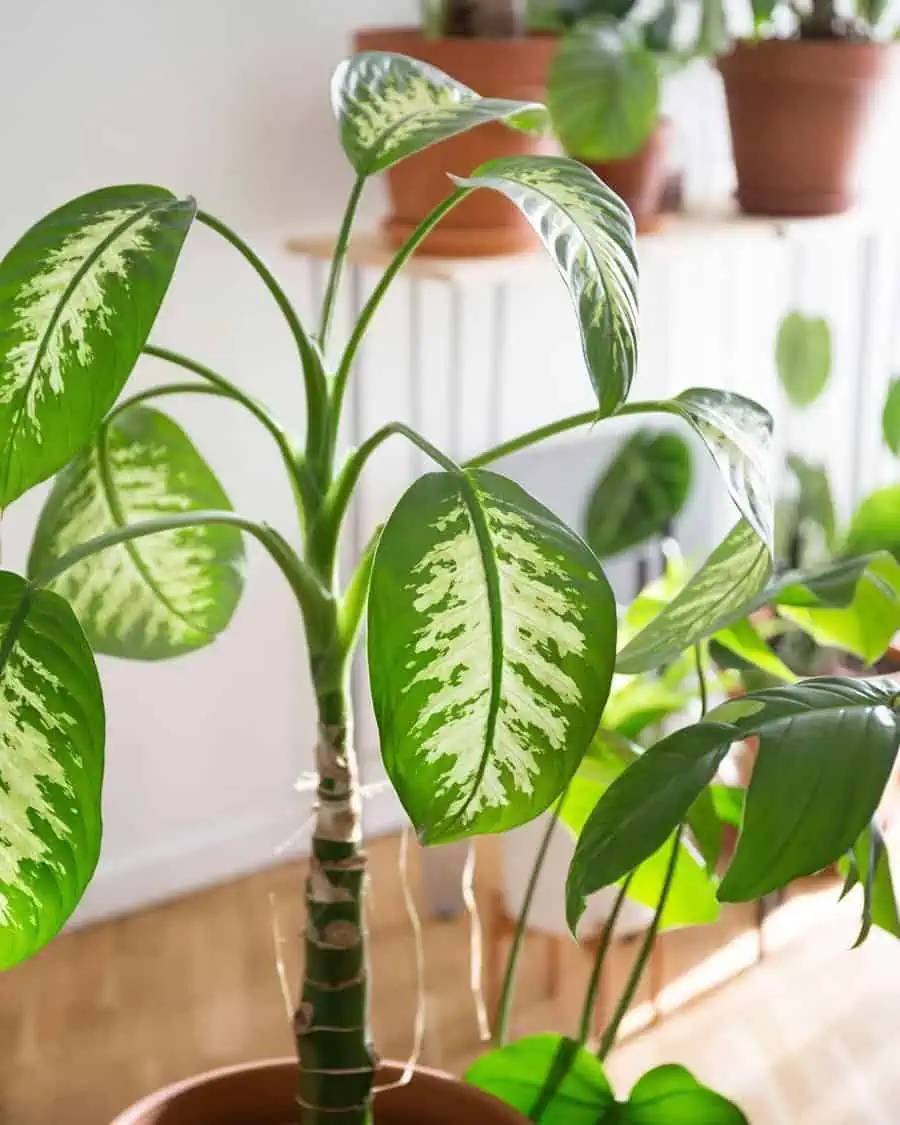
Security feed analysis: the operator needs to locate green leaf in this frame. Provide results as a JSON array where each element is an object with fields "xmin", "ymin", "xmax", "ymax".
[
  {"xmin": 27, "ymin": 406, "xmax": 245, "ymax": 660},
  {"xmin": 624, "ymin": 1064, "xmax": 748, "ymax": 1124},
  {"xmin": 717, "ymin": 677, "xmax": 900, "ymax": 902},
  {"xmin": 0, "ymin": 186, "xmax": 196, "ymax": 508},
  {"xmin": 548, "ymin": 17, "xmax": 660, "ymax": 162},
  {"xmin": 331, "ymin": 51, "xmax": 547, "ymax": 176},
  {"xmin": 778, "ymin": 553, "xmax": 900, "ymax": 665},
  {"xmin": 776, "ymin": 312, "xmax": 831, "ymax": 408},
  {"xmin": 453, "ymin": 155, "xmax": 638, "ymax": 416},
  {"xmin": 769, "ymin": 553, "xmax": 886, "ymax": 609},
  {"xmin": 585, "ymin": 430, "xmax": 692, "ymax": 560},
  {"xmin": 0, "ymin": 572, "xmax": 104, "ymax": 969},
  {"xmin": 841, "ymin": 821, "xmax": 900, "ymax": 945},
  {"xmin": 882, "ymin": 377, "xmax": 900, "ymax": 457},
  {"xmin": 786, "ymin": 453, "xmax": 836, "ymax": 549},
  {"xmin": 713, "ymin": 616, "xmax": 796, "ymax": 683},
  {"xmin": 603, "ymin": 674, "xmax": 692, "ymax": 739},
  {"xmin": 464, "ymin": 1034, "xmax": 614, "ymax": 1124},
  {"xmin": 846, "ymin": 485, "xmax": 900, "ymax": 561},
  {"xmin": 616, "ymin": 520, "xmax": 772, "ymax": 674},
  {"xmin": 368, "ymin": 468, "xmax": 617, "ymax": 845},
  {"xmin": 566, "ymin": 722, "xmax": 735, "ymax": 930}
]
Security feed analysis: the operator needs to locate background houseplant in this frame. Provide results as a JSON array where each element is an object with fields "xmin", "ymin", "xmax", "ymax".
[{"xmin": 717, "ymin": 0, "xmax": 897, "ymax": 216}]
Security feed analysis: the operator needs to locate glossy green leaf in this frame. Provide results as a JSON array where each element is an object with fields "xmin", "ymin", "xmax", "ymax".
[
  {"xmin": 0, "ymin": 186, "xmax": 195, "ymax": 508},
  {"xmin": 718, "ymin": 677, "xmax": 900, "ymax": 901},
  {"xmin": 786, "ymin": 453, "xmax": 835, "ymax": 549},
  {"xmin": 331, "ymin": 51, "xmax": 547, "ymax": 176},
  {"xmin": 846, "ymin": 485, "xmax": 900, "ymax": 561},
  {"xmin": 453, "ymin": 156, "xmax": 638, "ymax": 416},
  {"xmin": 368, "ymin": 469, "xmax": 617, "ymax": 845},
  {"xmin": 566, "ymin": 722, "xmax": 735, "ymax": 930},
  {"xmin": 549, "ymin": 18, "xmax": 660, "ymax": 162},
  {"xmin": 617, "ymin": 520, "xmax": 771, "ymax": 674},
  {"xmin": 465, "ymin": 1035, "xmax": 614, "ymax": 1124},
  {"xmin": 882, "ymin": 377, "xmax": 900, "ymax": 457},
  {"xmin": 28, "ymin": 406, "xmax": 245, "ymax": 660},
  {"xmin": 714, "ymin": 617, "xmax": 796, "ymax": 683},
  {"xmin": 624, "ymin": 1064, "xmax": 748, "ymax": 1124},
  {"xmin": 776, "ymin": 312, "xmax": 831, "ymax": 408},
  {"xmin": 0, "ymin": 571, "xmax": 104, "ymax": 969},
  {"xmin": 584, "ymin": 430, "xmax": 692, "ymax": 560}
]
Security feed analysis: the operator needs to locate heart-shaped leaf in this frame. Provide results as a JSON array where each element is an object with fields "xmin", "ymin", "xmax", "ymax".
[
  {"xmin": 624, "ymin": 1065, "xmax": 748, "ymax": 1124},
  {"xmin": 453, "ymin": 156, "xmax": 639, "ymax": 416},
  {"xmin": 846, "ymin": 485, "xmax": 900, "ymax": 562},
  {"xmin": 717, "ymin": 677, "xmax": 900, "ymax": 901},
  {"xmin": 368, "ymin": 469, "xmax": 617, "ymax": 844},
  {"xmin": 776, "ymin": 311, "xmax": 831, "ymax": 408},
  {"xmin": 882, "ymin": 376, "xmax": 900, "ymax": 457},
  {"xmin": 465, "ymin": 1034, "xmax": 614, "ymax": 1124},
  {"xmin": 331, "ymin": 51, "xmax": 548, "ymax": 176},
  {"xmin": 585, "ymin": 430, "xmax": 692, "ymax": 560},
  {"xmin": 0, "ymin": 186, "xmax": 196, "ymax": 508},
  {"xmin": 28, "ymin": 405, "xmax": 245, "ymax": 660},
  {"xmin": 0, "ymin": 571, "xmax": 104, "ymax": 969}
]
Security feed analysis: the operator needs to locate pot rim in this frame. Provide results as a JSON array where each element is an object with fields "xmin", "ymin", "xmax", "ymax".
[
  {"xmin": 111, "ymin": 1058, "xmax": 285, "ymax": 1124},
  {"xmin": 718, "ymin": 36, "xmax": 892, "ymax": 81}
]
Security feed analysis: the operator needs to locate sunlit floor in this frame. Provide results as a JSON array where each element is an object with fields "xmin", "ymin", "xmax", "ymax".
[{"xmin": 2, "ymin": 835, "xmax": 898, "ymax": 1125}]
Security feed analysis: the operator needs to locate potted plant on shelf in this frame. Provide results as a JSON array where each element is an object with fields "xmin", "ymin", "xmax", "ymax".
[{"xmin": 717, "ymin": 0, "xmax": 897, "ymax": 216}]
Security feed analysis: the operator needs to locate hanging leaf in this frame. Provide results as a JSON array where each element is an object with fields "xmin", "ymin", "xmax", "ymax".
[
  {"xmin": 465, "ymin": 1035, "xmax": 614, "ymax": 1124},
  {"xmin": 786, "ymin": 454, "xmax": 836, "ymax": 550},
  {"xmin": 839, "ymin": 821, "xmax": 900, "ymax": 945},
  {"xmin": 846, "ymin": 485, "xmax": 900, "ymax": 562},
  {"xmin": 453, "ymin": 155, "xmax": 638, "ymax": 416},
  {"xmin": 776, "ymin": 312, "xmax": 831, "ymax": 408},
  {"xmin": 28, "ymin": 405, "xmax": 245, "ymax": 660},
  {"xmin": 331, "ymin": 51, "xmax": 547, "ymax": 176},
  {"xmin": 368, "ymin": 468, "xmax": 617, "ymax": 845},
  {"xmin": 717, "ymin": 677, "xmax": 900, "ymax": 901},
  {"xmin": 768, "ymin": 553, "xmax": 884, "ymax": 610},
  {"xmin": 566, "ymin": 722, "xmax": 736, "ymax": 930},
  {"xmin": 882, "ymin": 377, "xmax": 900, "ymax": 457},
  {"xmin": 0, "ymin": 571, "xmax": 105, "ymax": 969},
  {"xmin": 549, "ymin": 17, "xmax": 660, "ymax": 162},
  {"xmin": 0, "ymin": 186, "xmax": 196, "ymax": 508},
  {"xmin": 624, "ymin": 1064, "xmax": 748, "ymax": 1124},
  {"xmin": 584, "ymin": 430, "xmax": 692, "ymax": 560}
]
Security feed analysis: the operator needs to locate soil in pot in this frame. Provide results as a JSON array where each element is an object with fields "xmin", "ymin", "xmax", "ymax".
[
  {"xmin": 354, "ymin": 27, "xmax": 557, "ymax": 257},
  {"xmin": 581, "ymin": 119, "xmax": 671, "ymax": 234},
  {"xmin": 719, "ymin": 39, "xmax": 890, "ymax": 217},
  {"xmin": 111, "ymin": 1058, "xmax": 529, "ymax": 1125}
]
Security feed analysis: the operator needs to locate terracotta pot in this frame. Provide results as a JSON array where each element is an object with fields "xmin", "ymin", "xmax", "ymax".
[
  {"xmin": 581, "ymin": 120, "xmax": 672, "ymax": 234},
  {"xmin": 111, "ymin": 1058, "xmax": 528, "ymax": 1124},
  {"xmin": 354, "ymin": 27, "xmax": 557, "ymax": 256},
  {"xmin": 718, "ymin": 39, "xmax": 891, "ymax": 217}
]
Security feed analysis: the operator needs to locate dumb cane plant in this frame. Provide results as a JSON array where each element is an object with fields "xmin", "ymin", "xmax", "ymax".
[{"xmin": 0, "ymin": 48, "xmax": 897, "ymax": 1125}]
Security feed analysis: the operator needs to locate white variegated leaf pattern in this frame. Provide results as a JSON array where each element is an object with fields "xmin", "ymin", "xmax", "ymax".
[
  {"xmin": 454, "ymin": 156, "xmax": 639, "ymax": 415},
  {"xmin": 368, "ymin": 469, "xmax": 617, "ymax": 844},
  {"xmin": 332, "ymin": 51, "xmax": 547, "ymax": 176},
  {"xmin": 0, "ymin": 185, "xmax": 195, "ymax": 507},
  {"xmin": 28, "ymin": 406, "xmax": 244, "ymax": 660},
  {"xmin": 0, "ymin": 571, "xmax": 104, "ymax": 970}
]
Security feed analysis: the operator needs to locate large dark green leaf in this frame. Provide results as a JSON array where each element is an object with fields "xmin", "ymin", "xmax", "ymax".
[
  {"xmin": 0, "ymin": 571, "xmax": 105, "ymax": 969},
  {"xmin": 331, "ymin": 51, "xmax": 547, "ymax": 176},
  {"xmin": 717, "ymin": 678, "xmax": 900, "ymax": 901},
  {"xmin": 846, "ymin": 485, "xmax": 900, "ymax": 561},
  {"xmin": 584, "ymin": 430, "xmax": 692, "ymax": 560},
  {"xmin": 566, "ymin": 722, "xmax": 736, "ymax": 930},
  {"xmin": 882, "ymin": 377, "xmax": 900, "ymax": 457},
  {"xmin": 368, "ymin": 468, "xmax": 617, "ymax": 845},
  {"xmin": 549, "ymin": 17, "xmax": 660, "ymax": 161},
  {"xmin": 624, "ymin": 1065, "xmax": 748, "ymax": 1124},
  {"xmin": 0, "ymin": 186, "xmax": 195, "ymax": 508},
  {"xmin": 465, "ymin": 1035, "xmax": 614, "ymax": 1124},
  {"xmin": 28, "ymin": 406, "xmax": 245, "ymax": 660},
  {"xmin": 454, "ymin": 156, "xmax": 638, "ymax": 416},
  {"xmin": 775, "ymin": 312, "xmax": 831, "ymax": 408}
]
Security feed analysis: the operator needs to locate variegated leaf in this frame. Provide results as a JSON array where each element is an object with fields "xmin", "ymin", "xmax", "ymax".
[
  {"xmin": 332, "ymin": 51, "xmax": 547, "ymax": 176},
  {"xmin": 453, "ymin": 156, "xmax": 638, "ymax": 415},
  {"xmin": 28, "ymin": 405, "xmax": 244, "ymax": 660},
  {"xmin": 368, "ymin": 469, "xmax": 617, "ymax": 844},
  {"xmin": 0, "ymin": 186, "xmax": 195, "ymax": 508},
  {"xmin": 0, "ymin": 571, "xmax": 104, "ymax": 969}
]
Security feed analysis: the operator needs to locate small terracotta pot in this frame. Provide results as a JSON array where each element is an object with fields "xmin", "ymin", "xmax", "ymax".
[
  {"xmin": 110, "ymin": 1058, "xmax": 528, "ymax": 1124},
  {"xmin": 718, "ymin": 39, "xmax": 891, "ymax": 217},
  {"xmin": 354, "ymin": 27, "xmax": 557, "ymax": 256},
  {"xmin": 581, "ymin": 120, "xmax": 672, "ymax": 234}
]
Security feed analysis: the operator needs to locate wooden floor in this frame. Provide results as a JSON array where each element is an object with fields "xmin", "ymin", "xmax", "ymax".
[{"xmin": 2, "ymin": 834, "xmax": 899, "ymax": 1124}]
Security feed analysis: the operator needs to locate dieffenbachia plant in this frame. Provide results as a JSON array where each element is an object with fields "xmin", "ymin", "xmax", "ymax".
[{"xmin": 0, "ymin": 48, "xmax": 890, "ymax": 1125}]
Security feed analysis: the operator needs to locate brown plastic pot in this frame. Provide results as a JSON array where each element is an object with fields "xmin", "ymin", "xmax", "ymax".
[
  {"xmin": 581, "ymin": 119, "xmax": 672, "ymax": 234},
  {"xmin": 354, "ymin": 27, "xmax": 557, "ymax": 256},
  {"xmin": 110, "ymin": 1057, "xmax": 528, "ymax": 1124},
  {"xmin": 718, "ymin": 39, "xmax": 891, "ymax": 217}
]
